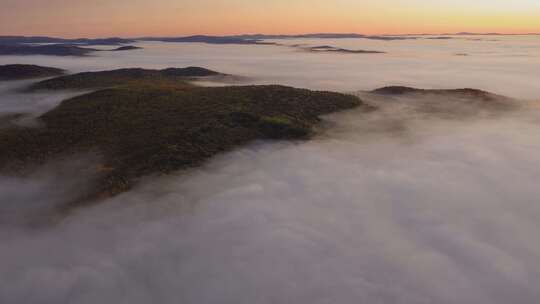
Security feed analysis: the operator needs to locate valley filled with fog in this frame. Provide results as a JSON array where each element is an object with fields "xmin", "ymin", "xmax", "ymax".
[
  {"xmin": 1, "ymin": 36, "xmax": 540, "ymax": 304},
  {"xmin": 1, "ymin": 35, "xmax": 540, "ymax": 99}
]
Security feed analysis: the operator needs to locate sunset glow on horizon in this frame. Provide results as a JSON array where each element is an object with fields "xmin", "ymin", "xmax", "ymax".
[{"xmin": 2, "ymin": 0, "xmax": 540, "ymax": 38}]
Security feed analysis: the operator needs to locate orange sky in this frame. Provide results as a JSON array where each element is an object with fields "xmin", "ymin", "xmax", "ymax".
[{"xmin": 1, "ymin": 0, "xmax": 539, "ymax": 37}]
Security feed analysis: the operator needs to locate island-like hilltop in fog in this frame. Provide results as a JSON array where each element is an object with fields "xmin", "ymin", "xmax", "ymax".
[
  {"xmin": 0, "ymin": 64, "xmax": 65, "ymax": 80},
  {"xmin": 0, "ymin": 64, "xmax": 367, "ymax": 209},
  {"xmin": 0, "ymin": 63, "xmax": 519, "ymax": 212},
  {"xmin": 0, "ymin": 36, "xmax": 142, "ymax": 56}
]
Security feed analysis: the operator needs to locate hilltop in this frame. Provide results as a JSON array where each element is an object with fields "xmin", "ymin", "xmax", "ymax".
[
  {"xmin": 0, "ymin": 43, "xmax": 142, "ymax": 57},
  {"xmin": 0, "ymin": 36, "xmax": 134, "ymax": 45},
  {"xmin": 29, "ymin": 67, "xmax": 224, "ymax": 90},
  {"xmin": 370, "ymin": 86, "xmax": 518, "ymax": 116},
  {"xmin": 0, "ymin": 64, "xmax": 65, "ymax": 80},
  {"xmin": 372, "ymin": 86, "xmax": 509, "ymax": 101},
  {"xmin": 0, "ymin": 44, "xmax": 99, "ymax": 56},
  {"xmin": 1, "ymin": 67, "xmax": 366, "ymax": 208}
]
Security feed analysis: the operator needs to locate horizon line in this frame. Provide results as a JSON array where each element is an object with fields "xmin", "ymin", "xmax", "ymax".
[{"xmin": 2, "ymin": 32, "xmax": 540, "ymax": 40}]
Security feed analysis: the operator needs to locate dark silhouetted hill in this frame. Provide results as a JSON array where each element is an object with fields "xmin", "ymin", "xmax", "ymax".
[
  {"xmin": 1, "ymin": 68, "xmax": 366, "ymax": 208},
  {"xmin": 0, "ymin": 64, "xmax": 65, "ymax": 80}
]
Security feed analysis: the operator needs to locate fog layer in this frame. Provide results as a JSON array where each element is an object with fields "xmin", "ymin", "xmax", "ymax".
[
  {"xmin": 1, "ymin": 36, "xmax": 540, "ymax": 303},
  {"xmin": 2, "ymin": 91, "xmax": 540, "ymax": 303},
  {"xmin": 1, "ymin": 35, "xmax": 540, "ymax": 99}
]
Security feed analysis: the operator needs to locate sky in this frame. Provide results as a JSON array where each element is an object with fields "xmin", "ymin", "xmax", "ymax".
[{"xmin": 1, "ymin": 0, "xmax": 540, "ymax": 37}]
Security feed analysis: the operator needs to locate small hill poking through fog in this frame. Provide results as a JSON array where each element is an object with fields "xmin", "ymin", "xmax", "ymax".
[
  {"xmin": 372, "ymin": 86, "xmax": 507, "ymax": 101},
  {"xmin": 0, "ymin": 64, "xmax": 65, "ymax": 80},
  {"xmin": 0, "ymin": 43, "xmax": 143, "ymax": 57},
  {"xmin": 0, "ymin": 44, "xmax": 99, "ymax": 56},
  {"xmin": 370, "ymin": 86, "xmax": 518, "ymax": 117},
  {"xmin": 29, "ymin": 67, "xmax": 225, "ymax": 90}
]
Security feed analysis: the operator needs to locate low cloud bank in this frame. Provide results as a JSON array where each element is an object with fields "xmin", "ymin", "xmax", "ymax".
[
  {"xmin": 1, "ymin": 93, "xmax": 540, "ymax": 303},
  {"xmin": 0, "ymin": 80, "xmax": 84, "ymax": 120}
]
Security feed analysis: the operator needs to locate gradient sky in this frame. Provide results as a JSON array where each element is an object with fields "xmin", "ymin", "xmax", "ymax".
[{"xmin": 2, "ymin": 0, "xmax": 540, "ymax": 37}]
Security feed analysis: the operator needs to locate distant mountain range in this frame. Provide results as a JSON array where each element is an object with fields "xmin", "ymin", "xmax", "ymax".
[
  {"xmin": 0, "ymin": 33, "xmax": 537, "ymax": 56},
  {"xmin": 0, "ymin": 36, "xmax": 134, "ymax": 45},
  {"xmin": 0, "ymin": 36, "xmax": 139, "ymax": 56},
  {"xmin": 137, "ymin": 34, "xmax": 419, "ymax": 44},
  {"xmin": 0, "ymin": 44, "xmax": 98, "ymax": 56},
  {"xmin": 2, "ymin": 33, "xmax": 538, "ymax": 47}
]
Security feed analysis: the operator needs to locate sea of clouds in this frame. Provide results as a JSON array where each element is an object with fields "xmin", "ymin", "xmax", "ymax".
[{"xmin": 1, "ymin": 37, "xmax": 540, "ymax": 303}]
